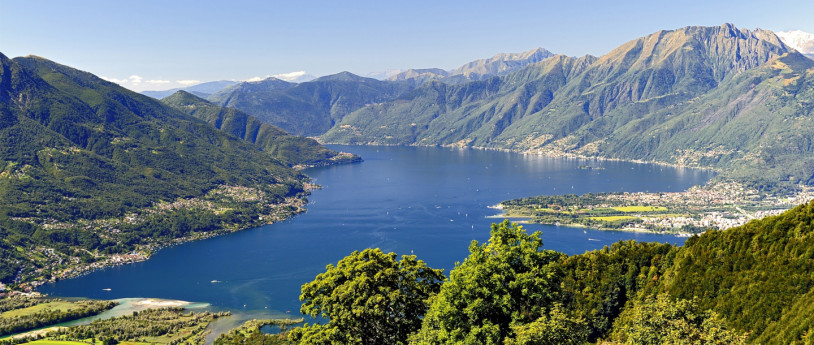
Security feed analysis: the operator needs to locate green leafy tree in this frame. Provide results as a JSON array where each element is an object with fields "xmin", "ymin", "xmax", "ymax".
[
  {"xmin": 289, "ymin": 248, "xmax": 444, "ymax": 345},
  {"xmin": 505, "ymin": 304, "xmax": 588, "ymax": 345},
  {"xmin": 610, "ymin": 294, "xmax": 746, "ymax": 345},
  {"xmin": 411, "ymin": 220, "xmax": 570, "ymax": 345}
]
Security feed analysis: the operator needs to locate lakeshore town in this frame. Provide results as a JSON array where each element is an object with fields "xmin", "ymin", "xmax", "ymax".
[
  {"xmin": 1, "ymin": 185, "xmax": 311, "ymax": 296},
  {"xmin": 500, "ymin": 181, "xmax": 814, "ymax": 234}
]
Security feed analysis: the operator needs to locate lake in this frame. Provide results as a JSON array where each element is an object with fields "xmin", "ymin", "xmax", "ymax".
[{"xmin": 39, "ymin": 145, "xmax": 713, "ymax": 316}]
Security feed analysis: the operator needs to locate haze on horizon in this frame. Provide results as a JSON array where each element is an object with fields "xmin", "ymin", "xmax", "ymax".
[{"xmin": 2, "ymin": 0, "xmax": 813, "ymax": 92}]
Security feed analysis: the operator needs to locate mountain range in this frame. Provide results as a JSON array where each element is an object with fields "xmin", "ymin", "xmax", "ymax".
[
  {"xmin": 387, "ymin": 47, "xmax": 556, "ymax": 85},
  {"xmin": 205, "ymin": 73, "xmax": 415, "ymax": 136},
  {"xmin": 316, "ymin": 24, "xmax": 814, "ymax": 189},
  {"xmin": 141, "ymin": 80, "xmax": 238, "ymax": 99},
  {"xmin": 132, "ymin": 24, "xmax": 814, "ymax": 190}
]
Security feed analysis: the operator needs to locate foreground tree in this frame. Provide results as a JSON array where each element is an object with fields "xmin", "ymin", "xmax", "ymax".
[
  {"xmin": 410, "ymin": 220, "xmax": 578, "ymax": 344},
  {"xmin": 610, "ymin": 294, "xmax": 747, "ymax": 345},
  {"xmin": 289, "ymin": 248, "xmax": 444, "ymax": 345}
]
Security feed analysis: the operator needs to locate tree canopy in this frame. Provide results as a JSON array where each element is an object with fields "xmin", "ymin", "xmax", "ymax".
[
  {"xmin": 290, "ymin": 248, "xmax": 444, "ymax": 345},
  {"xmin": 410, "ymin": 220, "xmax": 576, "ymax": 345}
]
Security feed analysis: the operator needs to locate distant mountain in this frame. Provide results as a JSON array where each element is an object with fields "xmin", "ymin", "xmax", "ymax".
[
  {"xmin": 207, "ymin": 77, "xmax": 294, "ymax": 105},
  {"xmin": 271, "ymin": 71, "xmax": 316, "ymax": 83},
  {"xmin": 0, "ymin": 52, "xmax": 317, "ymax": 283},
  {"xmin": 387, "ymin": 68, "xmax": 451, "ymax": 85},
  {"xmin": 364, "ymin": 69, "xmax": 404, "ymax": 80},
  {"xmin": 207, "ymin": 72, "xmax": 415, "ymax": 136},
  {"xmin": 388, "ymin": 47, "xmax": 556, "ymax": 85},
  {"xmin": 323, "ymin": 24, "xmax": 814, "ymax": 188},
  {"xmin": 777, "ymin": 30, "xmax": 814, "ymax": 59},
  {"xmin": 452, "ymin": 47, "xmax": 556, "ymax": 78},
  {"xmin": 161, "ymin": 91, "xmax": 360, "ymax": 167},
  {"xmin": 142, "ymin": 80, "xmax": 237, "ymax": 99}
]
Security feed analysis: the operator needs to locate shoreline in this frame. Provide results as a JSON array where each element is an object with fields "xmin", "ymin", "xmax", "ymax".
[
  {"xmin": 321, "ymin": 142, "xmax": 720, "ymax": 173},
  {"xmin": 10, "ymin": 191, "xmax": 313, "ymax": 295},
  {"xmin": 489, "ymin": 212, "xmax": 694, "ymax": 237}
]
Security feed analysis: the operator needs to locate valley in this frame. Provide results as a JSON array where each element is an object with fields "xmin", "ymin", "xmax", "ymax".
[{"xmin": 3, "ymin": 17, "xmax": 814, "ymax": 345}]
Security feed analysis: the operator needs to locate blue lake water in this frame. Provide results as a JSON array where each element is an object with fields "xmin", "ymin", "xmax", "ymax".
[{"xmin": 40, "ymin": 145, "xmax": 713, "ymax": 316}]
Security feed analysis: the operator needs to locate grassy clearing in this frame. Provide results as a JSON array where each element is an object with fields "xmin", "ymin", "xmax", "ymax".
[
  {"xmin": 612, "ymin": 206, "xmax": 669, "ymax": 213},
  {"xmin": 0, "ymin": 301, "xmax": 78, "ymax": 318},
  {"xmin": 589, "ymin": 216, "xmax": 639, "ymax": 222},
  {"xmin": 21, "ymin": 340, "xmax": 90, "ymax": 345}
]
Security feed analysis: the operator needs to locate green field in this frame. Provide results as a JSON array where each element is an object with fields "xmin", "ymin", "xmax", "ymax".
[
  {"xmin": 611, "ymin": 206, "xmax": 669, "ymax": 212},
  {"xmin": 1, "ymin": 301, "xmax": 79, "ymax": 318},
  {"xmin": 589, "ymin": 216, "xmax": 639, "ymax": 222}
]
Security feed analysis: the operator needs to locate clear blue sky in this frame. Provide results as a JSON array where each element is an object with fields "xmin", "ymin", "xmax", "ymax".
[{"xmin": 2, "ymin": 0, "xmax": 813, "ymax": 91}]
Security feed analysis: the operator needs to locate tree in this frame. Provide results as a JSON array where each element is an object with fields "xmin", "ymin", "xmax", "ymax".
[
  {"xmin": 410, "ymin": 220, "xmax": 571, "ymax": 344},
  {"xmin": 506, "ymin": 304, "xmax": 588, "ymax": 345},
  {"xmin": 289, "ymin": 248, "xmax": 444, "ymax": 345},
  {"xmin": 610, "ymin": 294, "xmax": 746, "ymax": 345}
]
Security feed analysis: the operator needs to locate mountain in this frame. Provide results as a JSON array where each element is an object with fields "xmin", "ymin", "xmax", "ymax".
[
  {"xmin": 207, "ymin": 77, "xmax": 294, "ymax": 104},
  {"xmin": 161, "ymin": 91, "xmax": 360, "ymax": 167},
  {"xmin": 323, "ymin": 24, "xmax": 814, "ymax": 188},
  {"xmin": 0, "ymin": 52, "xmax": 319, "ymax": 284},
  {"xmin": 387, "ymin": 47, "xmax": 557, "ymax": 85},
  {"xmin": 141, "ymin": 80, "xmax": 238, "ymax": 99},
  {"xmin": 452, "ymin": 47, "xmax": 556, "ymax": 78},
  {"xmin": 206, "ymin": 72, "xmax": 415, "ymax": 136},
  {"xmin": 777, "ymin": 30, "xmax": 814, "ymax": 59}
]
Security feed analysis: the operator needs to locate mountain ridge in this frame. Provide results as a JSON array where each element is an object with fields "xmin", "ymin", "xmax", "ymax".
[
  {"xmin": 320, "ymin": 23, "xmax": 811, "ymax": 189},
  {"xmin": 161, "ymin": 90, "xmax": 361, "ymax": 167}
]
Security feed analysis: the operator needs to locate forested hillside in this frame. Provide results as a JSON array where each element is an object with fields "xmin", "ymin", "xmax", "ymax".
[
  {"xmin": 0, "ymin": 53, "xmax": 324, "ymax": 285},
  {"xmin": 161, "ymin": 91, "xmax": 360, "ymax": 167},
  {"xmin": 207, "ymin": 73, "xmax": 415, "ymax": 136}
]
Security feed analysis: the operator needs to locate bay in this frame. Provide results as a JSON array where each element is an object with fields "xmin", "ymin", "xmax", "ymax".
[{"xmin": 39, "ymin": 145, "xmax": 713, "ymax": 316}]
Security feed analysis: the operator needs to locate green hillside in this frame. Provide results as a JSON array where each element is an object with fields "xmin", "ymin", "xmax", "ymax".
[
  {"xmin": 207, "ymin": 72, "xmax": 415, "ymax": 136},
  {"xmin": 0, "ymin": 53, "xmax": 310, "ymax": 285},
  {"xmin": 161, "ymin": 91, "xmax": 360, "ymax": 167}
]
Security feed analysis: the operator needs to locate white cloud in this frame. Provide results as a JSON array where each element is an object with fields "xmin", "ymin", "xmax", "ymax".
[
  {"xmin": 272, "ymin": 70, "xmax": 307, "ymax": 81},
  {"xmin": 128, "ymin": 75, "xmax": 143, "ymax": 84},
  {"xmin": 146, "ymin": 79, "xmax": 172, "ymax": 84},
  {"xmin": 246, "ymin": 76, "xmax": 268, "ymax": 82},
  {"xmin": 176, "ymin": 80, "xmax": 201, "ymax": 86},
  {"xmin": 100, "ymin": 76, "xmax": 128, "ymax": 84}
]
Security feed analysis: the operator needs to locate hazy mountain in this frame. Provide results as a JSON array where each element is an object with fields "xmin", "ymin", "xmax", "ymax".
[
  {"xmin": 141, "ymin": 80, "xmax": 237, "ymax": 99},
  {"xmin": 452, "ymin": 47, "xmax": 556, "ymax": 78},
  {"xmin": 777, "ymin": 30, "xmax": 814, "ymax": 59},
  {"xmin": 388, "ymin": 47, "xmax": 556, "ymax": 85},
  {"xmin": 271, "ymin": 71, "xmax": 316, "ymax": 83},
  {"xmin": 207, "ymin": 72, "xmax": 415, "ymax": 136},
  {"xmin": 364, "ymin": 69, "xmax": 404, "ymax": 80},
  {"xmin": 323, "ymin": 24, "xmax": 813, "ymax": 187},
  {"xmin": 161, "ymin": 91, "xmax": 360, "ymax": 166},
  {"xmin": 207, "ymin": 77, "xmax": 294, "ymax": 105}
]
